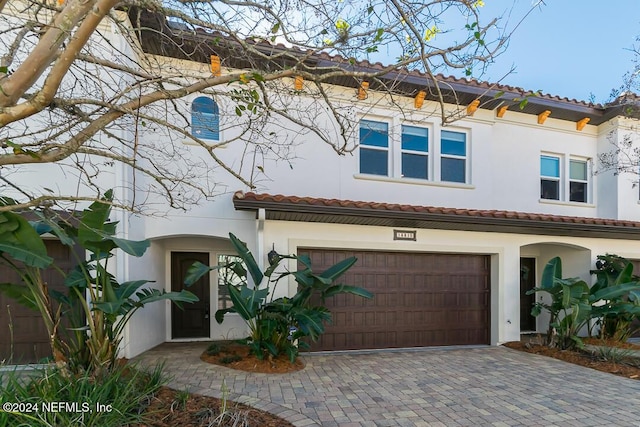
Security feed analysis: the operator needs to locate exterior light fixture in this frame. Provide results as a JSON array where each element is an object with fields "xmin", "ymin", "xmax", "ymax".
[
  {"xmin": 210, "ymin": 55, "xmax": 221, "ymax": 76},
  {"xmin": 294, "ymin": 76, "xmax": 304, "ymax": 91},
  {"xmin": 496, "ymin": 105, "xmax": 508, "ymax": 118},
  {"xmin": 576, "ymin": 117, "xmax": 590, "ymax": 131},
  {"xmin": 537, "ymin": 110, "xmax": 551, "ymax": 124},
  {"xmin": 466, "ymin": 99, "xmax": 480, "ymax": 115},
  {"xmin": 414, "ymin": 91, "xmax": 426, "ymax": 109},
  {"xmin": 267, "ymin": 244, "xmax": 280, "ymax": 266},
  {"xmin": 358, "ymin": 81, "xmax": 369, "ymax": 100}
]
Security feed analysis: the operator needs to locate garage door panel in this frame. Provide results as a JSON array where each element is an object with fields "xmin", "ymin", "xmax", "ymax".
[
  {"xmin": 302, "ymin": 248, "xmax": 490, "ymax": 351},
  {"xmin": 0, "ymin": 240, "xmax": 80, "ymax": 364}
]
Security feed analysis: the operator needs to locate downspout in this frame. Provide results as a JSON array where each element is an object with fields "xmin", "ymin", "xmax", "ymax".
[
  {"xmin": 113, "ymin": 19, "xmax": 131, "ymax": 357},
  {"xmin": 257, "ymin": 208, "xmax": 266, "ymax": 274}
]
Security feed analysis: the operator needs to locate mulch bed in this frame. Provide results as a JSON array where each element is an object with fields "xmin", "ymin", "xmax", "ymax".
[
  {"xmin": 138, "ymin": 341, "xmax": 305, "ymax": 425},
  {"xmin": 503, "ymin": 340, "xmax": 640, "ymax": 380},
  {"xmin": 199, "ymin": 341, "xmax": 305, "ymax": 374},
  {"xmin": 138, "ymin": 386, "xmax": 294, "ymax": 427}
]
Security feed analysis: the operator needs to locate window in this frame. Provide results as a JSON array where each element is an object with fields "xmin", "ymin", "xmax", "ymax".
[
  {"xmin": 191, "ymin": 96, "xmax": 220, "ymax": 140},
  {"xmin": 359, "ymin": 119, "xmax": 388, "ymax": 176},
  {"xmin": 540, "ymin": 155, "xmax": 560, "ymax": 200},
  {"xmin": 357, "ymin": 119, "xmax": 470, "ymax": 185},
  {"xmin": 441, "ymin": 130, "xmax": 466, "ymax": 183},
  {"xmin": 540, "ymin": 155, "xmax": 590, "ymax": 203},
  {"xmin": 217, "ymin": 254, "xmax": 244, "ymax": 310},
  {"xmin": 401, "ymin": 125, "xmax": 429, "ymax": 179},
  {"xmin": 569, "ymin": 159, "xmax": 588, "ymax": 202}
]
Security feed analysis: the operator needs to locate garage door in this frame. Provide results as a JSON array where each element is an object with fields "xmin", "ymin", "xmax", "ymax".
[
  {"xmin": 300, "ymin": 248, "xmax": 490, "ymax": 351},
  {"xmin": 0, "ymin": 240, "xmax": 78, "ymax": 364}
]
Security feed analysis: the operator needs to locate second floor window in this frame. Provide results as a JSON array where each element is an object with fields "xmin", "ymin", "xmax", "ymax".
[
  {"xmin": 540, "ymin": 155, "xmax": 589, "ymax": 203},
  {"xmin": 359, "ymin": 119, "xmax": 389, "ymax": 176},
  {"xmin": 441, "ymin": 130, "xmax": 467, "ymax": 183},
  {"xmin": 541, "ymin": 155, "xmax": 561, "ymax": 200},
  {"xmin": 358, "ymin": 118, "xmax": 470, "ymax": 184},
  {"xmin": 401, "ymin": 125, "xmax": 429, "ymax": 179},
  {"xmin": 569, "ymin": 159, "xmax": 588, "ymax": 203},
  {"xmin": 191, "ymin": 96, "xmax": 220, "ymax": 141}
]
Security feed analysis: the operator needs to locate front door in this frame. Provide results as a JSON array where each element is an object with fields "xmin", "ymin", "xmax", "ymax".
[
  {"xmin": 520, "ymin": 257, "xmax": 536, "ymax": 332},
  {"xmin": 171, "ymin": 252, "xmax": 210, "ymax": 339}
]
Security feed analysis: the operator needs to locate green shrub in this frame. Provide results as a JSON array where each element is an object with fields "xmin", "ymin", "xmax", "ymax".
[
  {"xmin": 0, "ymin": 363, "xmax": 165, "ymax": 426},
  {"xmin": 219, "ymin": 355, "xmax": 242, "ymax": 364},
  {"xmin": 185, "ymin": 233, "xmax": 373, "ymax": 362},
  {"xmin": 530, "ymin": 255, "xmax": 640, "ymax": 350},
  {"xmin": 206, "ymin": 343, "xmax": 223, "ymax": 356},
  {"xmin": 594, "ymin": 346, "xmax": 634, "ymax": 364}
]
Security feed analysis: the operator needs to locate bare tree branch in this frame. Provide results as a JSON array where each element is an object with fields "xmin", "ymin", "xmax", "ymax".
[{"xmin": 0, "ymin": 0, "xmax": 539, "ymax": 213}]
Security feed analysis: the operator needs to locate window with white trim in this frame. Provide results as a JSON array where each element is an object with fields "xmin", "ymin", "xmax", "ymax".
[
  {"xmin": 569, "ymin": 159, "xmax": 588, "ymax": 203},
  {"xmin": 401, "ymin": 125, "xmax": 429, "ymax": 179},
  {"xmin": 217, "ymin": 254, "xmax": 243, "ymax": 310},
  {"xmin": 358, "ymin": 119, "xmax": 470, "ymax": 184},
  {"xmin": 540, "ymin": 155, "xmax": 561, "ymax": 200},
  {"xmin": 359, "ymin": 119, "xmax": 389, "ymax": 176},
  {"xmin": 540, "ymin": 155, "xmax": 590, "ymax": 203},
  {"xmin": 191, "ymin": 96, "xmax": 220, "ymax": 140},
  {"xmin": 441, "ymin": 130, "xmax": 467, "ymax": 183}
]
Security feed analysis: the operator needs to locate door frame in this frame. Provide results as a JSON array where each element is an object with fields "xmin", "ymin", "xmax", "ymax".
[
  {"xmin": 164, "ymin": 246, "xmax": 244, "ymax": 342},
  {"xmin": 170, "ymin": 251, "xmax": 211, "ymax": 339},
  {"xmin": 165, "ymin": 248, "xmax": 216, "ymax": 342},
  {"xmin": 519, "ymin": 257, "xmax": 537, "ymax": 332}
]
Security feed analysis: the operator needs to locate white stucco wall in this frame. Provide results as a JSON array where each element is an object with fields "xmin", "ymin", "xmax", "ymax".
[{"xmin": 6, "ymin": 7, "xmax": 640, "ymax": 358}]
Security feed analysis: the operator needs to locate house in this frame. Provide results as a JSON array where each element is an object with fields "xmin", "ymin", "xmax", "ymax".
[{"xmin": 2, "ymin": 6, "xmax": 640, "ymax": 362}]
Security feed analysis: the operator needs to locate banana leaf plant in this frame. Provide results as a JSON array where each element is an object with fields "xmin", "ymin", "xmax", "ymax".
[
  {"xmin": 0, "ymin": 191, "xmax": 199, "ymax": 373},
  {"xmin": 529, "ymin": 256, "xmax": 640, "ymax": 349},
  {"xmin": 185, "ymin": 232, "xmax": 373, "ymax": 362},
  {"xmin": 590, "ymin": 254, "xmax": 640, "ymax": 341},
  {"xmin": 0, "ymin": 200, "xmax": 65, "ymax": 366}
]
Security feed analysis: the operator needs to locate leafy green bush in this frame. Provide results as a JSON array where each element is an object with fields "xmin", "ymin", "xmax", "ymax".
[
  {"xmin": 186, "ymin": 233, "xmax": 373, "ymax": 362},
  {"xmin": 530, "ymin": 256, "xmax": 640, "ymax": 349},
  {"xmin": 0, "ymin": 363, "xmax": 165, "ymax": 426},
  {"xmin": 219, "ymin": 354, "xmax": 243, "ymax": 364},
  {"xmin": 590, "ymin": 254, "xmax": 640, "ymax": 341},
  {"xmin": 206, "ymin": 343, "xmax": 223, "ymax": 356},
  {"xmin": 0, "ymin": 191, "xmax": 198, "ymax": 373}
]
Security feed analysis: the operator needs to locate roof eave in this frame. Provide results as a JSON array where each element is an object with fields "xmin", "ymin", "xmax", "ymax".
[{"xmin": 233, "ymin": 198, "xmax": 640, "ymax": 240}]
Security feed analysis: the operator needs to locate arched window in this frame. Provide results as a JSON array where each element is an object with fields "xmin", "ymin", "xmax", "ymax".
[{"xmin": 191, "ymin": 96, "xmax": 220, "ymax": 140}]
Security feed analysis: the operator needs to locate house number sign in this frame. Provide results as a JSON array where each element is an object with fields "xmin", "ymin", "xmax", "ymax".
[{"xmin": 393, "ymin": 229, "xmax": 416, "ymax": 241}]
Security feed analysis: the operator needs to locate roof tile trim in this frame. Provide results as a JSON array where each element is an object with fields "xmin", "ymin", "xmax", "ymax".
[{"xmin": 233, "ymin": 191, "xmax": 640, "ymax": 229}]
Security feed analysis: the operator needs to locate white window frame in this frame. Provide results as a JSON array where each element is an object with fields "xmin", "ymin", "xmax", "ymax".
[
  {"xmin": 539, "ymin": 154, "xmax": 592, "ymax": 204},
  {"xmin": 359, "ymin": 119, "xmax": 390, "ymax": 176},
  {"xmin": 439, "ymin": 129, "xmax": 468, "ymax": 184},
  {"xmin": 540, "ymin": 154, "xmax": 562, "ymax": 201},
  {"xmin": 400, "ymin": 124, "xmax": 430, "ymax": 180},
  {"xmin": 569, "ymin": 158, "xmax": 589, "ymax": 203}
]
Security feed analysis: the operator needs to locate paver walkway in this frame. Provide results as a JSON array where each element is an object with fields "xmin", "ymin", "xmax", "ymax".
[{"xmin": 132, "ymin": 343, "xmax": 640, "ymax": 426}]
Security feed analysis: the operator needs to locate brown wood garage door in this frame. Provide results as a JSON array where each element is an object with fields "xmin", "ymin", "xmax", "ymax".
[
  {"xmin": 301, "ymin": 249, "xmax": 490, "ymax": 351},
  {"xmin": 0, "ymin": 240, "xmax": 78, "ymax": 364}
]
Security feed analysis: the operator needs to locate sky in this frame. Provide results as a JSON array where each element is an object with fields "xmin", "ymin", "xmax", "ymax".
[{"xmin": 469, "ymin": 0, "xmax": 639, "ymax": 104}]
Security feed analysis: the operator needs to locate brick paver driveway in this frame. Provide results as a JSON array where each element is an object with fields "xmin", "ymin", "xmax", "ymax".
[{"xmin": 133, "ymin": 344, "xmax": 640, "ymax": 426}]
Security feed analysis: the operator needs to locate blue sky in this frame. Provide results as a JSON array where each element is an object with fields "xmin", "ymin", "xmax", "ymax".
[{"xmin": 473, "ymin": 0, "xmax": 639, "ymax": 103}]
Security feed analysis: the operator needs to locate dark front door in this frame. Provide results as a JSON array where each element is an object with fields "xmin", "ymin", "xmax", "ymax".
[
  {"xmin": 520, "ymin": 257, "xmax": 536, "ymax": 332},
  {"xmin": 171, "ymin": 252, "xmax": 210, "ymax": 339}
]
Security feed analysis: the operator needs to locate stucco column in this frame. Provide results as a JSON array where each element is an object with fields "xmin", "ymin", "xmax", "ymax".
[{"xmin": 498, "ymin": 244, "xmax": 522, "ymax": 343}]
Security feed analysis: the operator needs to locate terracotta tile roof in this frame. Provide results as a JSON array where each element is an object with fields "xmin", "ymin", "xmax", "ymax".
[
  {"xmin": 133, "ymin": 8, "xmax": 635, "ymax": 124},
  {"xmin": 233, "ymin": 191, "xmax": 640, "ymax": 240},
  {"xmin": 313, "ymin": 52, "xmax": 602, "ymax": 108}
]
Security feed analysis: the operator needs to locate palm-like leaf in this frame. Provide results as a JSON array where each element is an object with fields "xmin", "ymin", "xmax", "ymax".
[{"xmin": 229, "ymin": 233, "xmax": 263, "ymax": 286}]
